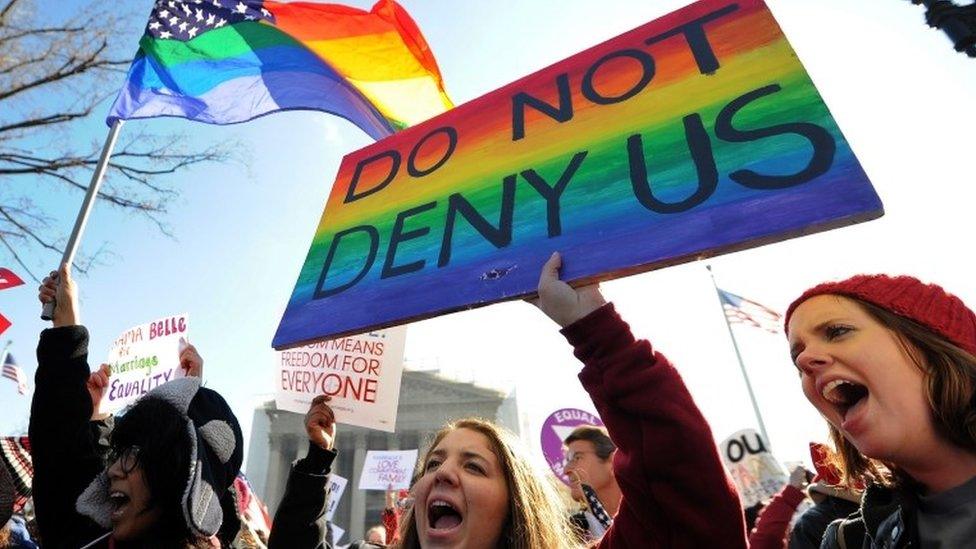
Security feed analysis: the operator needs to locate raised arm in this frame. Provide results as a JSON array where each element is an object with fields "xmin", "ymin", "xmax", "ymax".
[
  {"xmin": 748, "ymin": 466, "xmax": 808, "ymax": 549},
  {"xmin": 29, "ymin": 264, "xmax": 110, "ymax": 547},
  {"xmin": 532, "ymin": 253, "xmax": 747, "ymax": 548},
  {"xmin": 268, "ymin": 395, "xmax": 339, "ymax": 549}
]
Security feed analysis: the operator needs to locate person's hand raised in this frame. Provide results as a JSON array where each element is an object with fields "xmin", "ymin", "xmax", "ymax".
[
  {"xmin": 788, "ymin": 465, "xmax": 810, "ymax": 490},
  {"xmin": 179, "ymin": 339, "xmax": 203, "ymax": 378},
  {"xmin": 530, "ymin": 252, "xmax": 607, "ymax": 328},
  {"xmin": 305, "ymin": 395, "xmax": 337, "ymax": 450},
  {"xmin": 87, "ymin": 364, "xmax": 112, "ymax": 420},
  {"xmin": 38, "ymin": 263, "xmax": 79, "ymax": 327}
]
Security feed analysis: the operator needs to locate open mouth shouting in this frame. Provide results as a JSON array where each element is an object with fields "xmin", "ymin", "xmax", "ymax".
[
  {"xmin": 427, "ymin": 497, "xmax": 464, "ymax": 537},
  {"xmin": 819, "ymin": 378, "xmax": 870, "ymax": 430},
  {"xmin": 109, "ymin": 489, "xmax": 132, "ymax": 522}
]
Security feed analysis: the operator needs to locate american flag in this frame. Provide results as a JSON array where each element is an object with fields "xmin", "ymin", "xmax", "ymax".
[
  {"xmin": 0, "ymin": 268, "xmax": 25, "ymax": 291},
  {"xmin": 146, "ymin": 0, "xmax": 274, "ymax": 42},
  {"xmin": 2, "ymin": 352, "xmax": 28, "ymax": 395},
  {"xmin": 718, "ymin": 289, "xmax": 782, "ymax": 334}
]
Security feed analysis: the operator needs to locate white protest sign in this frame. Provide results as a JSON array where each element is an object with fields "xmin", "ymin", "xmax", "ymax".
[
  {"xmin": 326, "ymin": 474, "xmax": 348, "ymax": 521},
  {"xmin": 330, "ymin": 524, "xmax": 345, "ymax": 546},
  {"xmin": 103, "ymin": 314, "xmax": 189, "ymax": 414},
  {"xmin": 720, "ymin": 428, "xmax": 787, "ymax": 507},
  {"xmin": 275, "ymin": 327, "xmax": 406, "ymax": 432},
  {"xmin": 357, "ymin": 450, "xmax": 418, "ymax": 491}
]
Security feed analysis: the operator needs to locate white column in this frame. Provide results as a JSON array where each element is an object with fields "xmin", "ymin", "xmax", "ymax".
[
  {"xmin": 294, "ymin": 433, "xmax": 306, "ymax": 462},
  {"xmin": 264, "ymin": 433, "xmax": 285, "ymax": 515},
  {"xmin": 350, "ymin": 432, "xmax": 368, "ymax": 541}
]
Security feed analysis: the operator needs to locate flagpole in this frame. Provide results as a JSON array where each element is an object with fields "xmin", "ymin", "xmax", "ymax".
[
  {"xmin": 706, "ymin": 264, "xmax": 771, "ymax": 447},
  {"xmin": 0, "ymin": 340, "xmax": 10, "ymax": 367},
  {"xmin": 41, "ymin": 120, "xmax": 125, "ymax": 320}
]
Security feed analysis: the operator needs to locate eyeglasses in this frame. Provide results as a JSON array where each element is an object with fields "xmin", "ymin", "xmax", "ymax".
[
  {"xmin": 109, "ymin": 445, "xmax": 141, "ymax": 474},
  {"xmin": 564, "ymin": 450, "xmax": 596, "ymax": 464}
]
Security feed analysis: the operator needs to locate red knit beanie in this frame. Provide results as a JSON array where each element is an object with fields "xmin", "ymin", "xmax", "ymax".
[{"xmin": 784, "ymin": 274, "xmax": 976, "ymax": 357}]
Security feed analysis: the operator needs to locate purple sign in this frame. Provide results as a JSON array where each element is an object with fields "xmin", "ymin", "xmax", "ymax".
[{"xmin": 540, "ymin": 408, "xmax": 604, "ymax": 486}]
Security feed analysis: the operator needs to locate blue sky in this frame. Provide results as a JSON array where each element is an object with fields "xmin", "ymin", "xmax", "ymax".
[{"xmin": 2, "ymin": 0, "xmax": 976, "ymax": 471}]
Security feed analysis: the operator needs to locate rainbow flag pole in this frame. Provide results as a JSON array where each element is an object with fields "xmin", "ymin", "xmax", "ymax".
[
  {"xmin": 40, "ymin": 120, "xmax": 123, "ymax": 320},
  {"xmin": 42, "ymin": 0, "xmax": 453, "ymax": 318}
]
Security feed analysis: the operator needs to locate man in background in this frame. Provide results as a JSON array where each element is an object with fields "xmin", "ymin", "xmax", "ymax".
[{"xmin": 564, "ymin": 425, "xmax": 622, "ymax": 541}]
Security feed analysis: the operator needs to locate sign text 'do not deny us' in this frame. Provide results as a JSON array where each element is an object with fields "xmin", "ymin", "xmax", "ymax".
[{"xmin": 274, "ymin": 0, "xmax": 882, "ymax": 349}]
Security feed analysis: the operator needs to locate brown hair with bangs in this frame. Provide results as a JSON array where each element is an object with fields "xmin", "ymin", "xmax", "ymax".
[
  {"xmin": 825, "ymin": 298, "xmax": 976, "ymax": 488},
  {"xmin": 395, "ymin": 418, "xmax": 583, "ymax": 549},
  {"xmin": 564, "ymin": 425, "xmax": 616, "ymax": 461}
]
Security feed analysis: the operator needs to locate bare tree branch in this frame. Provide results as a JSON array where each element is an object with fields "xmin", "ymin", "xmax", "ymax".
[
  {"xmin": 0, "ymin": 41, "xmax": 130, "ymax": 102},
  {"xmin": 0, "ymin": 205, "xmax": 60, "ymax": 254},
  {"xmin": 0, "ymin": 203, "xmax": 51, "ymax": 227},
  {"xmin": 0, "ymin": 49, "xmax": 52, "ymax": 76},
  {"xmin": 0, "ymin": 0, "xmax": 238, "ymax": 274},
  {"xmin": 0, "ymin": 24, "xmax": 86, "ymax": 44},
  {"xmin": 0, "ymin": 0, "xmax": 22, "ymax": 23},
  {"xmin": 0, "ymin": 108, "xmax": 92, "ymax": 133},
  {"xmin": 0, "ymin": 233, "xmax": 40, "ymax": 282}
]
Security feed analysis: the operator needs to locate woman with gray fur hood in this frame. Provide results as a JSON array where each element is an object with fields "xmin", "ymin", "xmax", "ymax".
[{"xmin": 31, "ymin": 264, "xmax": 244, "ymax": 548}]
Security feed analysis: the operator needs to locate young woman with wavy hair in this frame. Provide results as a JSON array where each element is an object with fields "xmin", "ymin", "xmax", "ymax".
[
  {"xmin": 269, "ymin": 252, "xmax": 747, "ymax": 548},
  {"xmin": 786, "ymin": 274, "xmax": 976, "ymax": 548}
]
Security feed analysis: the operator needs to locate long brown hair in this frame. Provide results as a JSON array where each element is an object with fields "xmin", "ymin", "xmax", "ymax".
[
  {"xmin": 395, "ymin": 418, "xmax": 583, "ymax": 549},
  {"xmin": 825, "ymin": 299, "xmax": 976, "ymax": 488}
]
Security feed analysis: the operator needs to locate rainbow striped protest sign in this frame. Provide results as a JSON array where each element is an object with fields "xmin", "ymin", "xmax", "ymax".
[{"xmin": 274, "ymin": 0, "xmax": 883, "ymax": 349}]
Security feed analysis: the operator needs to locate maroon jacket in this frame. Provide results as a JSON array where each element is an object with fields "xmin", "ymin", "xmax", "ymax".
[
  {"xmin": 749, "ymin": 484, "xmax": 806, "ymax": 549},
  {"xmin": 563, "ymin": 304, "xmax": 748, "ymax": 548}
]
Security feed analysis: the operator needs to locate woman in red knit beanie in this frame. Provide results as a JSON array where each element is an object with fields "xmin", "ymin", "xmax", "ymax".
[{"xmin": 785, "ymin": 274, "xmax": 976, "ymax": 548}]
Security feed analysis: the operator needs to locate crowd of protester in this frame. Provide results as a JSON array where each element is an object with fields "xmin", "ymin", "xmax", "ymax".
[{"xmin": 3, "ymin": 253, "xmax": 976, "ymax": 548}]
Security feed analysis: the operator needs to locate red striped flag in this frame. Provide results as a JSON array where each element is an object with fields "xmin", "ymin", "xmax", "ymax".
[
  {"xmin": 0, "ymin": 268, "xmax": 24, "ymax": 291},
  {"xmin": 718, "ymin": 289, "xmax": 782, "ymax": 334},
  {"xmin": 2, "ymin": 352, "xmax": 27, "ymax": 395},
  {"xmin": 0, "ymin": 436, "xmax": 32, "ymax": 511},
  {"xmin": 234, "ymin": 472, "xmax": 272, "ymax": 542}
]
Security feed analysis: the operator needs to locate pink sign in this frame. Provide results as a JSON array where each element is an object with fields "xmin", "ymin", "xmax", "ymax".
[{"xmin": 540, "ymin": 408, "xmax": 604, "ymax": 486}]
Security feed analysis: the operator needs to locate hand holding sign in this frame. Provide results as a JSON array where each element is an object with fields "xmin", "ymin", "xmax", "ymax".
[
  {"xmin": 788, "ymin": 464, "xmax": 810, "ymax": 490},
  {"xmin": 305, "ymin": 395, "xmax": 337, "ymax": 450},
  {"xmin": 38, "ymin": 263, "xmax": 79, "ymax": 327},
  {"xmin": 386, "ymin": 486, "xmax": 396, "ymax": 508},
  {"xmin": 531, "ymin": 252, "xmax": 607, "ymax": 328},
  {"xmin": 87, "ymin": 364, "xmax": 112, "ymax": 420},
  {"xmin": 179, "ymin": 339, "xmax": 203, "ymax": 378}
]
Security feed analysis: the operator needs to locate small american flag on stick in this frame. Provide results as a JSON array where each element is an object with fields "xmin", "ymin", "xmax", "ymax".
[
  {"xmin": 718, "ymin": 289, "xmax": 782, "ymax": 334},
  {"xmin": 2, "ymin": 352, "xmax": 28, "ymax": 395}
]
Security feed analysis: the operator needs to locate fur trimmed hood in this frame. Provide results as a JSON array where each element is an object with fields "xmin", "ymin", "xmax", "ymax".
[{"xmin": 76, "ymin": 377, "xmax": 243, "ymax": 538}]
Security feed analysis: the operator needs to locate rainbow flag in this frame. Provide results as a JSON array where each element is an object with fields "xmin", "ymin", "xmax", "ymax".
[{"xmin": 107, "ymin": 0, "xmax": 452, "ymax": 138}]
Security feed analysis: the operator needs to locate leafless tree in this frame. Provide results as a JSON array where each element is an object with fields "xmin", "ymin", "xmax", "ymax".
[{"xmin": 0, "ymin": 0, "xmax": 233, "ymax": 281}]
